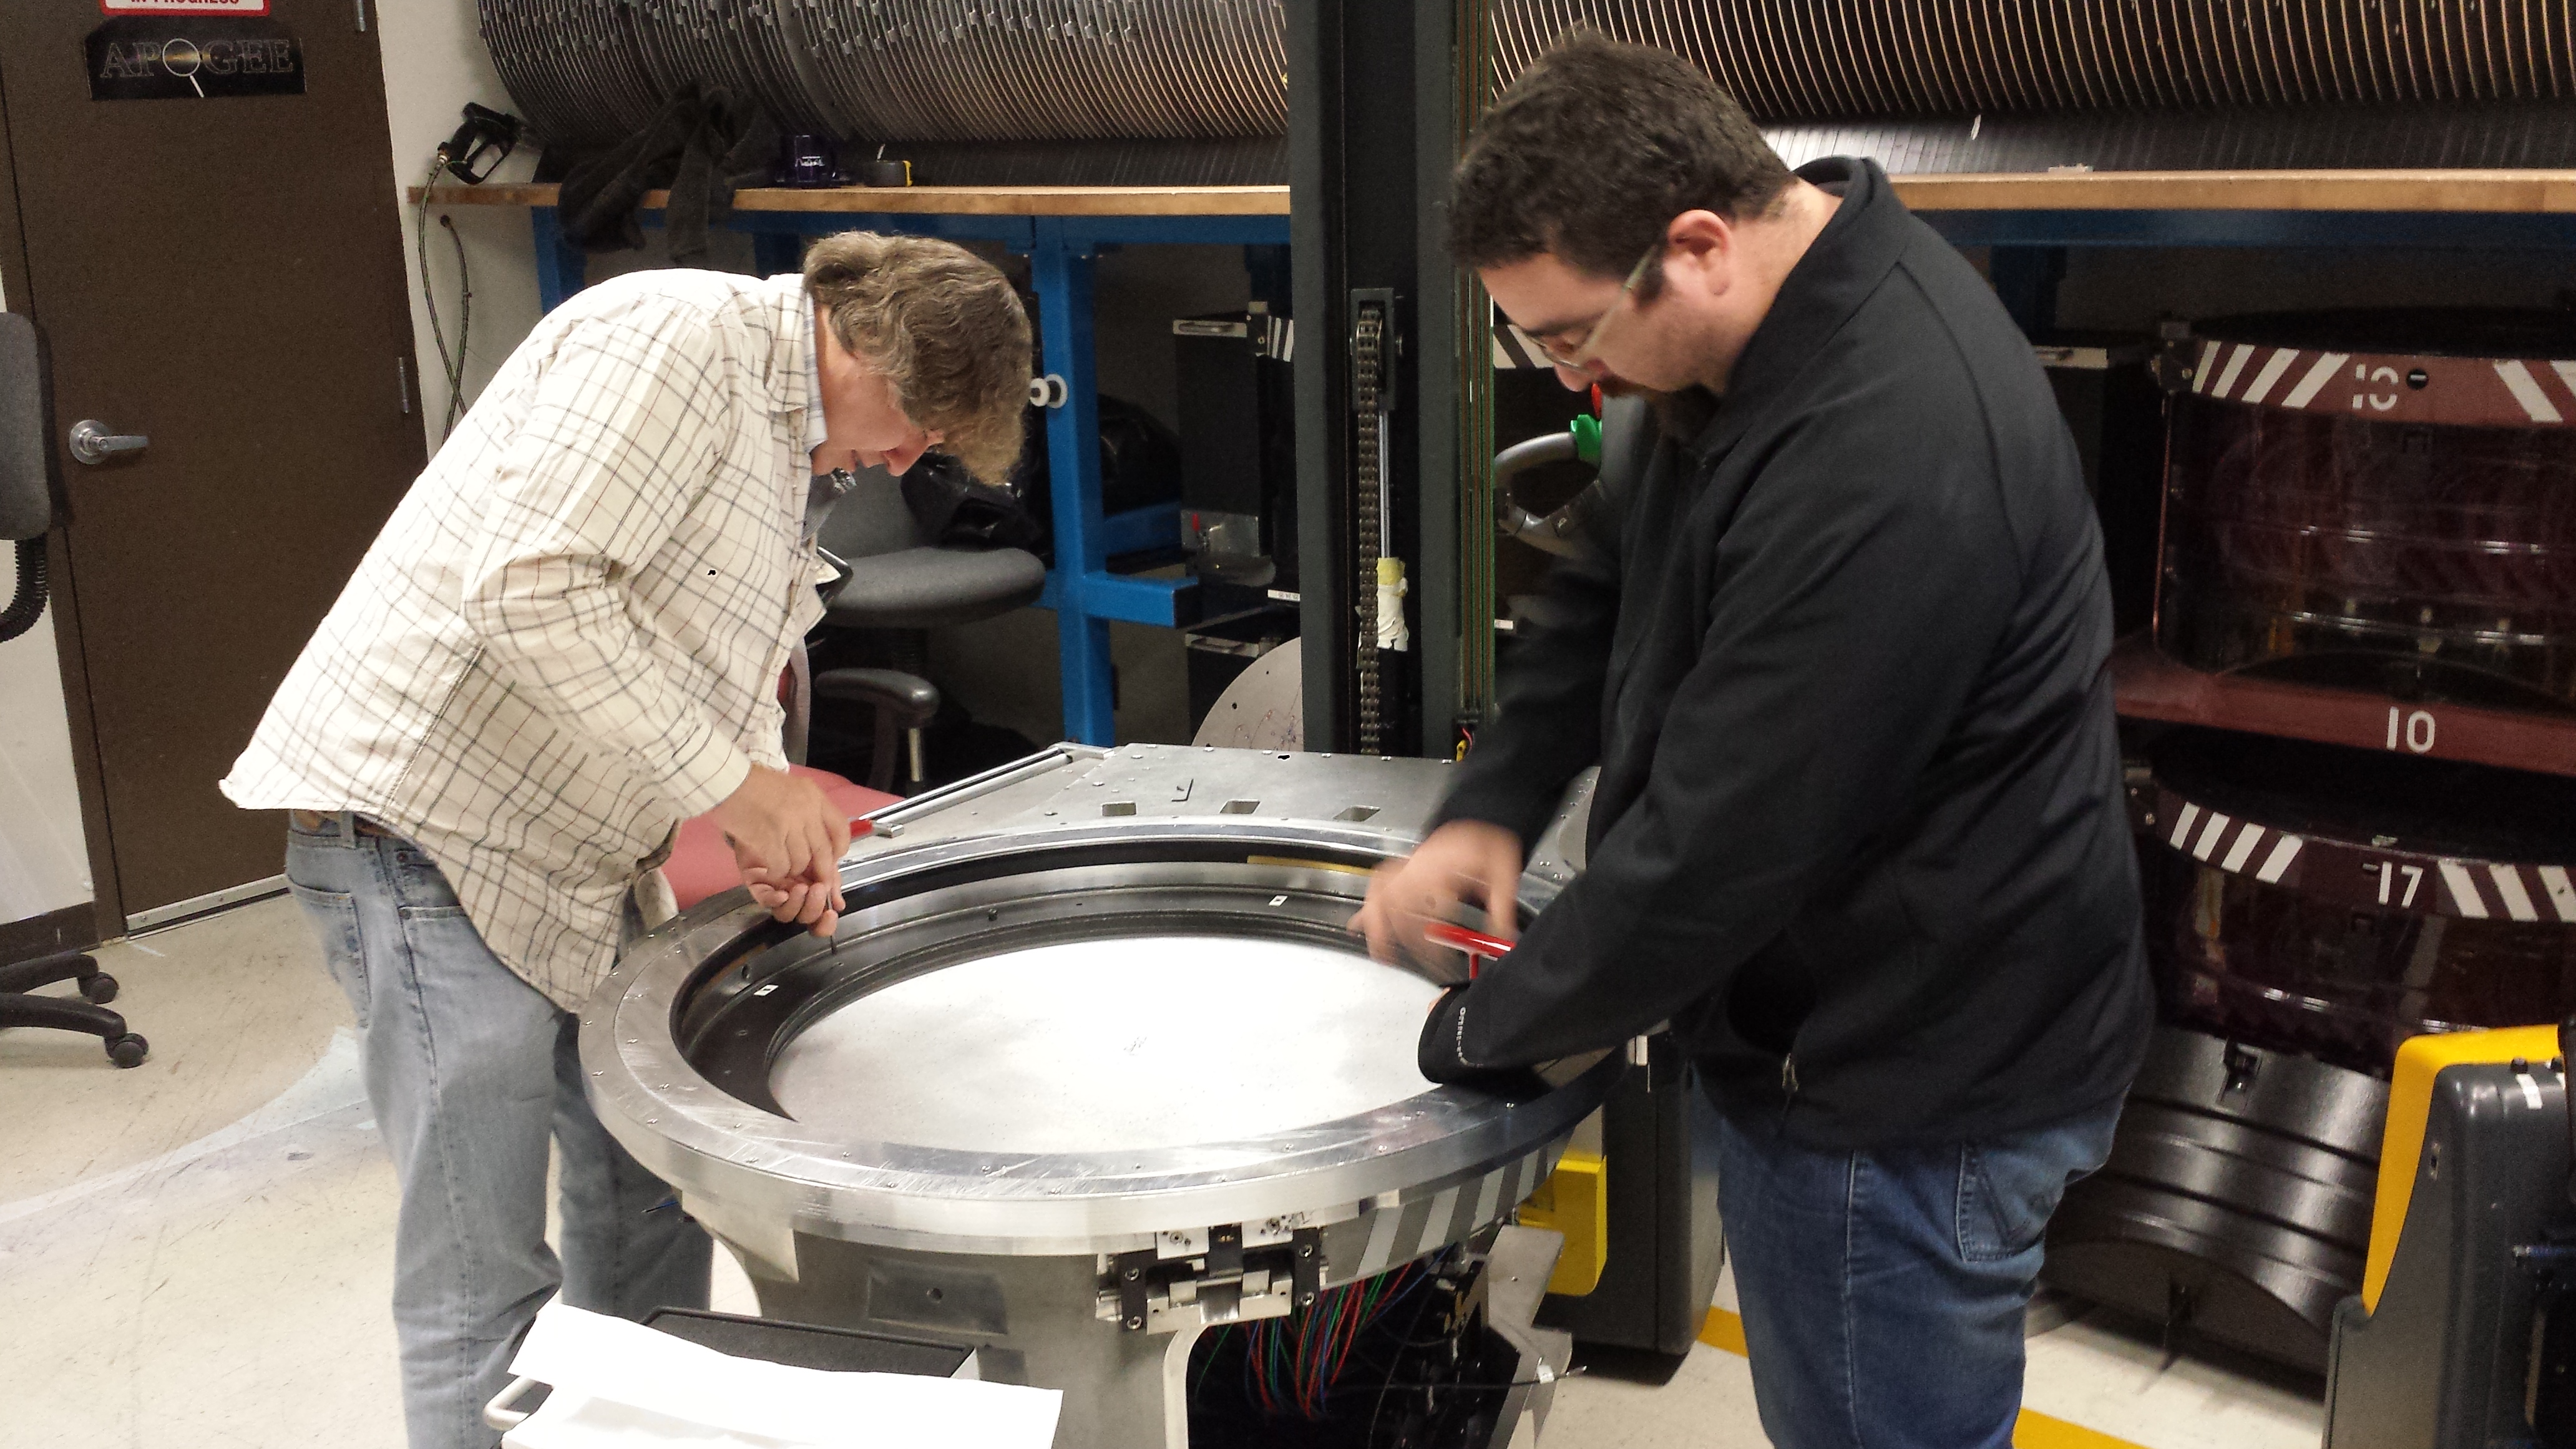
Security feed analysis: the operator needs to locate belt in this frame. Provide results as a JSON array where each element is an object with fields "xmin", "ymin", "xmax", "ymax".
[{"xmin": 290, "ymin": 809, "xmax": 395, "ymax": 838}]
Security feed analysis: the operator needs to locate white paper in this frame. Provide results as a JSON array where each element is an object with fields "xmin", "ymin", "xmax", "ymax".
[
  {"xmin": 504, "ymin": 1300, "xmax": 1061, "ymax": 1448},
  {"xmin": 507, "ymin": 1393, "xmax": 807, "ymax": 1449}
]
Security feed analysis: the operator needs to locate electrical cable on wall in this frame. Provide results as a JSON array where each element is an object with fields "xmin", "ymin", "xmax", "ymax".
[
  {"xmin": 414, "ymin": 152, "xmax": 474, "ymax": 439},
  {"xmin": 411, "ymin": 106, "xmax": 520, "ymax": 439}
]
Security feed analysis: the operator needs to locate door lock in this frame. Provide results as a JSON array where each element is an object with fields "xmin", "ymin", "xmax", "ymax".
[{"xmin": 69, "ymin": 420, "xmax": 148, "ymax": 466}]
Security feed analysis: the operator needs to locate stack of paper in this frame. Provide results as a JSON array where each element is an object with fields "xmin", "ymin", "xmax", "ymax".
[{"xmin": 500, "ymin": 1300, "xmax": 1062, "ymax": 1448}]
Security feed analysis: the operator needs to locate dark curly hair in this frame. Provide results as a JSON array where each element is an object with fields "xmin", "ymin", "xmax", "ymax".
[{"xmin": 1450, "ymin": 32, "xmax": 1793, "ymax": 293}]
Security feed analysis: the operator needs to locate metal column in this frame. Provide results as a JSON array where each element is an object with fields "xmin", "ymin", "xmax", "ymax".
[
  {"xmin": 1288, "ymin": 0, "xmax": 1466, "ymax": 757},
  {"xmin": 1988, "ymin": 246, "xmax": 2067, "ymax": 336},
  {"xmin": 1027, "ymin": 219, "xmax": 1116, "ymax": 744},
  {"xmin": 530, "ymin": 207, "xmax": 586, "ymax": 314}
]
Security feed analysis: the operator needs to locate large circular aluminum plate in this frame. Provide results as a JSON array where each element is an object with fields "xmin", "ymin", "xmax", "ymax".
[
  {"xmin": 585, "ymin": 821, "xmax": 1620, "ymax": 1257},
  {"xmin": 770, "ymin": 934, "xmax": 1440, "ymax": 1154}
]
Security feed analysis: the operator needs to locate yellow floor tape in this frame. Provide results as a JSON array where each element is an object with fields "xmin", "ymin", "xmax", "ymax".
[{"xmin": 1695, "ymin": 1309, "xmax": 2147, "ymax": 1449}]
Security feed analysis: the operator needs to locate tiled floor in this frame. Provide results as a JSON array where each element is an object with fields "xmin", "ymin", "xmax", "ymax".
[{"xmin": 2, "ymin": 899, "xmax": 2325, "ymax": 1448}]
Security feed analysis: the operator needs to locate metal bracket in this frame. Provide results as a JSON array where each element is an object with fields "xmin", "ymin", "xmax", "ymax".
[
  {"xmin": 1098, "ymin": 1216, "xmax": 1323, "ymax": 1334},
  {"xmin": 2220, "ymin": 1040, "xmax": 2262, "ymax": 1098},
  {"xmin": 1206, "ymin": 1222, "xmax": 1244, "ymax": 1278},
  {"xmin": 1112, "ymin": 1247, "xmax": 1156, "ymax": 1331},
  {"xmin": 1290, "ymin": 1226, "xmax": 1323, "ymax": 1314}
]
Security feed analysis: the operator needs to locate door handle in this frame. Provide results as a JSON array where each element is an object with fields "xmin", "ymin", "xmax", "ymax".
[{"xmin": 69, "ymin": 419, "xmax": 148, "ymax": 465}]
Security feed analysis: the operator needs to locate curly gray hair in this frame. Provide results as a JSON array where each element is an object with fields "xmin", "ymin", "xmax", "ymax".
[{"xmin": 803, "ymin": 232, "xmax": 1032, "ymax": 484}]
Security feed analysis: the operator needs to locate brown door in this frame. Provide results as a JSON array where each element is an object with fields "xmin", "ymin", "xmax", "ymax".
[{"xmin": 0, "ymin": 2, "xmax": 422, "ymax": 925}]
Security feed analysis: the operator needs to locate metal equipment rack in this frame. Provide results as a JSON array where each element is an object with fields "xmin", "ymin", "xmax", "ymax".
[
  {"xmin": 414, "ymin": 181, "xmax": 1294, "ymax": 748},
  {"xmin": 1861, "ymin": 168, "xmax": 2576, "ymax": 780}
]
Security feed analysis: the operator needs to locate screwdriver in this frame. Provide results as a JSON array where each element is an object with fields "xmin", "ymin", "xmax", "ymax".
[{"xmin": 1423, "ymin": 921, "xmax": 1514, "ymax": 977}]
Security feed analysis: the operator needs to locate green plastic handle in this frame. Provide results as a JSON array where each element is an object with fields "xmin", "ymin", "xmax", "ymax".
[{"xmin": 1569, "ymin": 412, "xmax": 1602, "ymax": 465}]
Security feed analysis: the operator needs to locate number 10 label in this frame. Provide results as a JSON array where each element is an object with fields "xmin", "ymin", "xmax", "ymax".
[{"xmin": 2386, "ymin": 706, "xmax": 2436, "ymax": 754}]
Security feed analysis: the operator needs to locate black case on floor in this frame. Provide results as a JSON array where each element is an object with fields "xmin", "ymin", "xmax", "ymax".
[
  {"xmin": 2325, "ymin": 1060, "xmax": 2572, "ymax": 1449},
  {"xmin": 1537, "ymin": 1034, "xmax": 1727, "ymax": 1357}
]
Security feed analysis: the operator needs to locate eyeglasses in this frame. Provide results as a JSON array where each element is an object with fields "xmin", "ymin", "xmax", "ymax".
[{"xmin": 1532, "ymin": 246, "xmax": 1659, "ymax": 368}]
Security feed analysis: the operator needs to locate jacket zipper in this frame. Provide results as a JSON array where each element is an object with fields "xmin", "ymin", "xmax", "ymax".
[{"xmin": 1778, "ymin": 1053, "xmax": 1800, "ymax": 1123}]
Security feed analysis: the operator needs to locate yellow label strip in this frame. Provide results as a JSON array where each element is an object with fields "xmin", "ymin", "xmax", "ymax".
[{"xmin": 1244, "ymin": 855, "xmax": 1377, "ymax": 877}]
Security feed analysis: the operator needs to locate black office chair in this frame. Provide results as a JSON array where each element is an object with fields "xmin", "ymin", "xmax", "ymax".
[
  {"xmin": 810, "ymin": 465, "xmax": 1046, "ymax": 792},
  {"xmin": 0, "ymin": 953, "xmax": 144, "ymax": 1066},
  {"xmin": 0, "ymin": 311, "xmax": 148, "ymax": 1066}
]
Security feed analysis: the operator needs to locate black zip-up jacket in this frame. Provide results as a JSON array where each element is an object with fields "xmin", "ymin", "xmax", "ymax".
[{"xmin": 1419, "ymin": 158, "xmax": 2151, "ymax": 1150}]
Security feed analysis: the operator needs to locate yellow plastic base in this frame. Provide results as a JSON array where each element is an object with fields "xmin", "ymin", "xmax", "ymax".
[
  {"xmin": 2361, "ymin": 1022, "xmax": 2562, "ymax": 1313},
  {"xmin": 1517, "ymin": 1150, "xmax": 1608, "ymax": 1297}
]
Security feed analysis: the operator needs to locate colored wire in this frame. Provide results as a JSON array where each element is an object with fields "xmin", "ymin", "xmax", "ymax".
[
  {"xmin": 1242, "ymin": 1262, "xmax": 1430, "ymax": 1420},
  {"xmin": 1193, "ymin": 1324, "xmax": 1230, "ymax": 1398}
]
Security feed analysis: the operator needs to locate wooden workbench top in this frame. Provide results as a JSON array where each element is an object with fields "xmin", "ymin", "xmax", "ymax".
[
  {"xmin": 1891, "ymin": 168, "xmax": 2576, "ymax": 213},
  {"xmin": 412, "ymin": 170, "xmax": 2576, "ymax": 217},
  {"xmin": 411, "ymin": 182, "xmax": 1292, "ymax": 216}
]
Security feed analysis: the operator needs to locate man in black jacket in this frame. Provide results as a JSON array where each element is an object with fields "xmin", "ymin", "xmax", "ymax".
[{"xmin": 1353, "ymin": 35, "xmax": 2150, "ymax": 1449}]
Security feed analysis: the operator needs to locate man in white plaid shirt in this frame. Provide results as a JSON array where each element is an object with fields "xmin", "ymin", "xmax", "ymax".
[{"xmin": 222, "ymin": 233, "xmax": 1029, "ymax": 1449}]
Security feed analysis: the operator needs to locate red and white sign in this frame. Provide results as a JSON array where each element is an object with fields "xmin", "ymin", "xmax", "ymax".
[
  {"xmin": 2187, "ymin": 331, "xmax": 2576, "ymax": 429},
  {"xmin": 100, "ymin": 1, "xmax": 270, "ymax": 14}
]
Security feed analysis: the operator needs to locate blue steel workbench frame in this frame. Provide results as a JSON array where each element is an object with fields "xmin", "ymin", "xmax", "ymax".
[{"xmin": 527, "ymin": 204, "xmax": 1292, "ymax": 746}]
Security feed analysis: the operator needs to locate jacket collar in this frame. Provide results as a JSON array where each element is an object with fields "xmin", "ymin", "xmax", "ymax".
[{"xmin": 1683, "ymin": 157, "xmax": 1911, "ymax": 464}]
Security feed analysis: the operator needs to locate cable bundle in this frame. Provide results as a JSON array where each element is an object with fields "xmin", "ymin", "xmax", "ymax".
[
  {"xmin": 477, "ymin": 0, "xmax": 1289, "ymax": 155},
  {"xmin": 1488, "ymin": 0, "xmax": 2576, "ymax": 120},
  {"xmin": 1206, "ymin": 1263, "xmax": 1425, "ymax": 1421}
]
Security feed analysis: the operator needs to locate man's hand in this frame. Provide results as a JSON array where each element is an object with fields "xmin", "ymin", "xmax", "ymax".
[
  {"xmin": 710, "ymin": 764, "xmax": 849, "ymax": 937},
  {"xmin": 733, "ymin": 852, "xmax": 843, "ymax": 936},
  {"xmin": 1352, "ymin": 820, "xmax": 1525, "ymax": 980}
]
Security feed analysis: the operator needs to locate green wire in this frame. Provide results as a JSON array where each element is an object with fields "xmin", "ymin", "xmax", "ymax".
[{"xmin": 1194, "ymin": 1324, "xmax": 1229, "ymax": 1397}]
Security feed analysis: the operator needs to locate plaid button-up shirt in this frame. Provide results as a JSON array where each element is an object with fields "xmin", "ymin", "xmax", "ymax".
[{"xmin": 225, "ymin": 269, "xmax": 831, "ymax": 1009}]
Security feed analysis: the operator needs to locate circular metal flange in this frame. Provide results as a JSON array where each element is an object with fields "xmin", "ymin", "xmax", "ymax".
[{"xmin": 584, "ymin": 819, "xmax": 1620, "ymax": 1258}]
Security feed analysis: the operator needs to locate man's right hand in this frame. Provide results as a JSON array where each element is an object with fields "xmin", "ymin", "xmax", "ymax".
[
  {"xmin": 1352, "ymin": 820, "xmax": 1526, "ymax": 981},
  {"xmin": 709, "ymin": 764, "xmax": 850, "ymax": 934}
]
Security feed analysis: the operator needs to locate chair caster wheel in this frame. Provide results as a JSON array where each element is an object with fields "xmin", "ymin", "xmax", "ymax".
[
  {"xmin": 105, "ymin": 1033, "xmax": 148, "ymax": 1068},
  {"xmin": 80, "ymin": 972, "xmax": 119, "ymax": 1005}
]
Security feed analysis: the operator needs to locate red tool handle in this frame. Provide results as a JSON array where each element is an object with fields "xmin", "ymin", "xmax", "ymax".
[
  {"xmin": 847, "ymin": 817, "xmax": 876, "ymax": 840},
  {"xmin": 1424, "ymin": 921, "xmax": 1514, "ymax": 976}
]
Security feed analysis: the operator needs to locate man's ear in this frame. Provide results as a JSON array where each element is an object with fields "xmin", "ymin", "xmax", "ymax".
[{"xmin": 1662, "ymin": 210, "xmax": 1737, "ymax": 298}]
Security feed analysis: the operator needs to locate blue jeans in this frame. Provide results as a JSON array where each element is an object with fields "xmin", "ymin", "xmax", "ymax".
[
  {"xmin": 1717, "ymin": 1096, "xmax": 2123, "ymax": 1449},
  {"xmin": 285, "ymin": 813, "xmax": 710, "ymax": 1449}
]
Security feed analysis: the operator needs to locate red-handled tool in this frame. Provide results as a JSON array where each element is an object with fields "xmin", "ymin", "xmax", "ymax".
[
  {"xmin": 847, "ymin": 817, "xmax": 877, "ymax": 841},
  {"xmin": 1424, "ymin": 921, "xmax": 1514, "ymax": 977}
]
